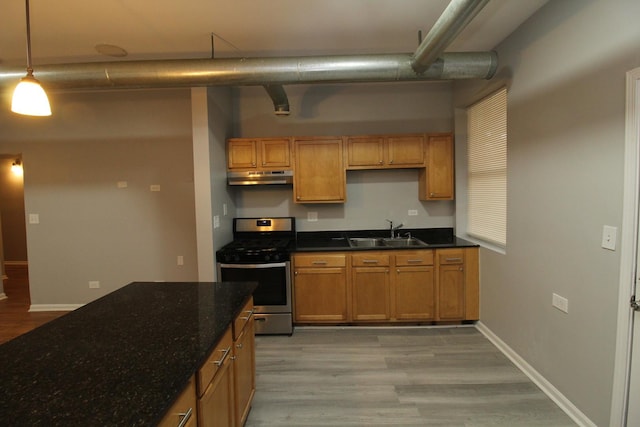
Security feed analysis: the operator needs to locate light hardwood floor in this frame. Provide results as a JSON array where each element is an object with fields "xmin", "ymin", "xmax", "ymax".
[{"xmin": 246, "ymin": 327, "xmax": 577, "ymax": 427}]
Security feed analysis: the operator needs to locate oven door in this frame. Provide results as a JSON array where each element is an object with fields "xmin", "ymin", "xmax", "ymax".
[{"xmin": 217, "ymin": 262, "xmax": 292, "ymax": 313}]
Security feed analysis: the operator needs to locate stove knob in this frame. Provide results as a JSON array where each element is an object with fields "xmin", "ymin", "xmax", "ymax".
[
  {"xmin": 273, "ymin": 253, "xmax": 280, "ymax": 261},
  {"xmin": 264, "ymin": 254, "xmax": 270, "ymax": 262},
  {"xmin": 233, "ymin": 254, "xmax": 240, "ymax": 263}
]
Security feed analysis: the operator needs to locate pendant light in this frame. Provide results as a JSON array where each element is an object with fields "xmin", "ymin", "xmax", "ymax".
[{"xmin": 11, "ymin": 0, "xmax": 51, "ymax": 116}]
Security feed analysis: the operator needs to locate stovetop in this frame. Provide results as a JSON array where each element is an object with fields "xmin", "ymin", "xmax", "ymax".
[{"xmin": 216, "ymin": 217, "xmax": 295, "ymax": 263}]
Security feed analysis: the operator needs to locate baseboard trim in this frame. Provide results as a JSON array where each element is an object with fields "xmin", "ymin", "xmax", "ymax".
[
  {"xmin": 475, "ymin": 321, "xmax": 596, "ymax": 427},
  {"xmin": 29, "ymin": 304, "xmax": 84, "ymax": 312},
  {"xmin": 0, "ymin": 293, "xmax": 7, "ymax": 300}
]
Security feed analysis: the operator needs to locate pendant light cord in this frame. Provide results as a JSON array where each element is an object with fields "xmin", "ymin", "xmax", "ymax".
[{"xmin": 25, "ymin": 0, "xmax": 33, "ymax": 75}]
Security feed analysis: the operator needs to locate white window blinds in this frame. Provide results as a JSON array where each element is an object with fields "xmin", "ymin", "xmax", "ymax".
[{"xmin": 467, "ymin": 88, "xmax": 507, "ymax": 247}]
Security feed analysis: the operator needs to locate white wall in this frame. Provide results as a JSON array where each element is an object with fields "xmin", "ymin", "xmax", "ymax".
[
  {"xmin": 453, "ymin": 0, "xmax": 640, "ymax": 424},
  {"xmin": 0, "ymin": 88, "xmax": 198, "ymax": 306},
  {"xmin": 232, "ymin": 82, "xmax": 455, "ymax": 231}
]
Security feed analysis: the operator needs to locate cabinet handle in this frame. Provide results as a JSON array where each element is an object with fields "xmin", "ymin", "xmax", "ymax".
[
  {"xmin": 362, "ymin": 259, "xmax": 380, "ymax": 264},
  {"xmin": 236, "ymin": 342, "xmax": 243, "ymax": 349},
  {"xmin": 177, "ymin": 407, "xmax": 193, "ymax": 427},
  {"xmin": 213, "ymin": 346, "xmax": 231, "ymax": 367},
  {"xmin": 378, "ymin": 160, "xmax": 383, "ymax": 164},
  {"xmin": 312, "ymin": 260, "xmax": 328, "ymax": 265},
  {"xmin": 445, "ymin": 258, "xmax": 463, "ymax": 263},
  {"xmin": 252, "ymin": 162, "xmax": 256, "ymax": 166},
  {"xmin": 407, "ymin": 259, "xmax": 423, "ymax": 263},
  {"xmin": 240, "ymin": 309, "xmax": 254, "ymax": 321}
]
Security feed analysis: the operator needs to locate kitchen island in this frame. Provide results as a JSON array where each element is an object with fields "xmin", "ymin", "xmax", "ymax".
[{"xmin": 0, "ymin": 281, "xmax": 256, "ymax": 426}]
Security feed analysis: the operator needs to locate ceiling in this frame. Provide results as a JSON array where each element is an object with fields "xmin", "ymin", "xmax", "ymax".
[{"xmin": 0, "ymin": 0, "xmax": 548, "ymax": 68}]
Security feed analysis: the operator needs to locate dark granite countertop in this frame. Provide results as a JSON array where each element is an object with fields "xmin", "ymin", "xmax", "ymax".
[
  {"xmin": 0, "ymin": 281, "xmax": 256, "ymax": 426},
  {"xmin": 293, "ymin": 227, "xmax": 478, "ymax": 252}
]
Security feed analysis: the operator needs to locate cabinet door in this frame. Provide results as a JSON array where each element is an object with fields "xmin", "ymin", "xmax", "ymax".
[
  {"xmin": 438, "ymin": 264, "xmax": 465, "ymax": 320},
  {"xmin": 394, "ymin": 266, "xmax": 435, "ymax": 320},
  {"xmin": 294, "ymin": 267, "xmax": 348, "ymax": 322},
  {"xmin": 346, "ymin": 136, "xmax": 384, "ymax": 168},
  {"xmin": 387, "ymin": 135, "xmax": 425, "ymax": 167},
  {"xmin": 227, "ymin": 139, "xmax": 257, "ymax": 170},
  {"xmin": 421, "ymin": 134, "xmax": 454, "ymax": 200},
  {"xmin": 260, "ymin": 138, "xmax": 291, "ymax": 168},
  {"xmin": 293, "ymin": 138, "xmax": 345, "ymax": 203},
  {"xmin": 198, "ymin": 347, "xmax": 235, "ymax": 427},
  {"xmin": 234, "ymin": 315, "xmax": 255, "ymax": 427},
  {"xmin": 352, "ymin": 267, "xmax": 391, "ymax": 321}
]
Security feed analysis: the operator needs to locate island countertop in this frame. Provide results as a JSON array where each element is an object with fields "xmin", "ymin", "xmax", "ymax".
[{"xmin": 0, "ymin": 281, "xmax": 256, "ymax": 426}]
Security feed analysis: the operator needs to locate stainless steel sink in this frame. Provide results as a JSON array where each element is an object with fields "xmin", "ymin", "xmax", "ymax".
[
  {"xmin": 348, "ymin": 237, "xmax": 428, "ymax": 248},
  {"xmin": 381, "ymin": 237, "xmax": 428, "ymax": 247},
  {"xmin": 348, "ymin": 237, "xmax": 386, "ymax": 247}
]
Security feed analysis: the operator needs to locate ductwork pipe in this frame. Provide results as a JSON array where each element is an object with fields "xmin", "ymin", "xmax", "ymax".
[
  {"xmin": 411, "ymin": 0, "xmax": 490, "ymax": 74},
  {"xmin": 263, "ymin": 84, "xmax": 290, "ymax": 116},
  {"xmin": 0, "ymin": 51, "xmax": 497, "ymax": 91}
]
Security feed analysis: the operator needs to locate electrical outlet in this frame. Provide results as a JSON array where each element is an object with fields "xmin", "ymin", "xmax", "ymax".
[
  {"xmin": 307, "ymin": 212, "xmax": 318, "ymax": 222},
  {"xmin": 117, "ymin": 181, "xmax": 128, "ymax": 188},
  {"xmin": 89, "ymin": 281, "xmax": 100, "ymax": 289},
  {"xmin": 552, "ymin": 293, "xmax": 568, "ymax": 313},
  {"xmin": 223, "ymin": 203, "xmax": 228, "ymax": 216},
  {"xmin": 601, "ymin": 225, "xmax": 617, "ymax": 251},
  {"xmin": 150, "ymin": 184, "xmax": 161, "ymax": 192},
  {"xmin": 177, "ymin": 256, "xmax": 184, "ymax": 266},
  {"xmin": 408, "ymin": 210, "xmax": 418, "ymax": 216}
]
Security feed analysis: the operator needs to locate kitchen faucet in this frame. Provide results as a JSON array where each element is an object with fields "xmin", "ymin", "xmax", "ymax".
[{"xmin": 386, "ymin": 219, "xmax": 404, "ymax": 238}]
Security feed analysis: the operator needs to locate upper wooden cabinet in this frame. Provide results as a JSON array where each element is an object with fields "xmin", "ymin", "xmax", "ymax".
[
  {"xmin": 420, "ymin": 134, "xmax": 454, "ymax": 200},
  {"xmin": 293, "ymin": 137, "xmax": 346, "ymax": 203},
  {"xmin": 346, "ymin": 134, "xmax": 425, "ymax": 169},
  {"xmin": 227, "ymin": 138, "xmax": 291, "ymax": 170}
]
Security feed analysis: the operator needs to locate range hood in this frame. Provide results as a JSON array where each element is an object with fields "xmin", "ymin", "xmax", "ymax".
[{"xmin": 227, "ymin": 170, "xmax": 294, "ymax": 186}]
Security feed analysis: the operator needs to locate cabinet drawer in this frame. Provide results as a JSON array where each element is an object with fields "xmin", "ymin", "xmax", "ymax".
[
  {"xmin": 197, "ymin": 327, "xmax": 233, "ymax": 396},
  {"xmin": 233, "ymin": 297, "xmax": 254, "ymax": 340},
  {"xmin": 158, "ymin": 375, "xmax": 197, "ymax": 427},
  {"xmin": 294, "ymin": 253, "xmax": 346, "ymax": 268},
  {"xmin": 351, "ymin": 252, "xmax": 390, "ymax": 267},
  {"xmin": 437, "ymin": 249, "xmax": 464, "ymax": 265},
  {"xmin": 395, "ymin": 250, "xmax": 434, "ymax": 266}
]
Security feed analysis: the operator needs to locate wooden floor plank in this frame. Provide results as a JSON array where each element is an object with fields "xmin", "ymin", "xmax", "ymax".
[{"xmin": 246, "ymin": 327, "xmax": 577, "ymax": 427}]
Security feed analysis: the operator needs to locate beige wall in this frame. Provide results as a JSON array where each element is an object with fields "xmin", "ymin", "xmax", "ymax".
[
  {"xmin": 232, "ymin": 82, "xmax": 456, "ymax": 231},
  {"xmin": 453, "ymin": 0, "xmax": 640, "ymax": 424},
  {"xmin": 0, "ymin": 88, "xmax": 198, "ymax": 306}
]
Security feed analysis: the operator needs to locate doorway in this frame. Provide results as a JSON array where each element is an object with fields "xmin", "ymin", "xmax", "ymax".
[
  {"xmin": 611, "ymin": 67, "xmax": 640, "ymax": 426},
  {"xmin": 0, "ymin": 154, "xmax": 30, "ymax": 306}
]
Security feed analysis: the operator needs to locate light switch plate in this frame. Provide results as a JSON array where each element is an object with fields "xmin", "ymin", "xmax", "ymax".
[
  {"xmin": 552, "ymin": 293, "xmax": 569, "ymax": 313},
  {"xmin": 308, "ymin": 212, "xmax": 318, "ymax": 222},
  {"xmin": 408, "ymin": 210, "xmax": 418, "ymax": 216},
  {"xmin": 602, "ymin": 225, "xmax": 617, "ymax": 251},
  {"xmin": 28, "ymin": 213, "xmax": 39, "ymax": 224},
  {"xmin": 213, "ymin": 215, "xmax": 220, "ymax": 229},
  {"xmin": 117, "ymin": 181, "xmax": 128, "ymax": 188},
  {"xmin": 150, "ymin": 184, "xmax": 161, "ymax": 192}
]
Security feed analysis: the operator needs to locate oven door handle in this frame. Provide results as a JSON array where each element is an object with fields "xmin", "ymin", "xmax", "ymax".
[{"xmin": 219, "ymin": 262, "xmax": 288, "ymax": 269}]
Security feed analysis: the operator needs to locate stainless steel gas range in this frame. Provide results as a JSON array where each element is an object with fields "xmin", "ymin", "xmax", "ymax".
[{"xmin": 215, "ymin": 217, "xmax": 294, "ymax": 335}]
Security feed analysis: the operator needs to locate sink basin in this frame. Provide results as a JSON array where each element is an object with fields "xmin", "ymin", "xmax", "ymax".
[
  {"xmin": 348, "ymin": 238, "xmax": 386, "ymax": 247},
  {"xmin": 381, "ymin": 237, "xmax": 429, "ymax": 247},
  {"xmin": 348, "ymin": 237, "xmax": 428, "ymax": 248}
]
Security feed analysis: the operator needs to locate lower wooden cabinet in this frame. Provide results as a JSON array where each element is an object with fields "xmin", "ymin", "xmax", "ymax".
[
  {"xmin": 198, "ymin": 328, "xmax": 235, "ymax": 427},
  {"xmin": 233, "ymin": 299, "xmax": 256, "ymax": 427},
  {"xmin": 393, "ymin": 251, "xmax": 435, "ymax": 321},
  {"xmin": 292, "ymin": 247, "xmax": 478, "ymax": 325},
  {"xmin": 197, "ymin": 298, "xmax": 256, "ymax": 427},
  {"xmin": 351, "ymin": 252, "xmax": 391, "ymax": 321},
  {"xmin": 293, "ymin": 253, "xmax": 348, "ymax": 322},
  {"xmin": 158, "ymin": 376, "xmax": 198, "ymax": 427}
]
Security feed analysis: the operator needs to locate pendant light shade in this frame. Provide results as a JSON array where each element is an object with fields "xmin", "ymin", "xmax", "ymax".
[
  {"xmin": 12, "ymin": 71, "xmax": 51, "ymax": 116},
  {"xmin": 11, "ymin": 0, "xmax": 51, "ymax": 117}
]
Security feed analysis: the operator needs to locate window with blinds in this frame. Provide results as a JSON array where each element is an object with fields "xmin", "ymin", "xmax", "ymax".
[{"xmin": 467, "ymin": 87, "xmax": 507, "ymax": 247}]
